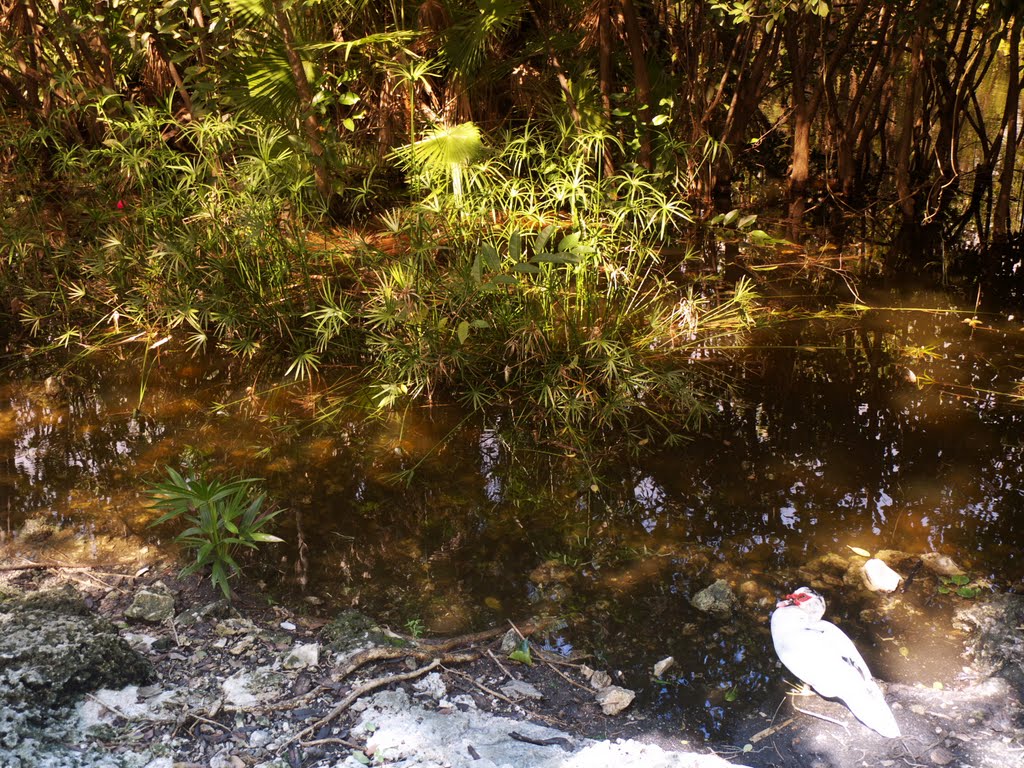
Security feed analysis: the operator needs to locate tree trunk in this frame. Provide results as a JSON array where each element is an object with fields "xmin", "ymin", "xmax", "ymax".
[
  {"xmin": 598, "ymin": 0, "xmax": 614, "ymax": 176},
  {"xmin": 993, "ymin": 19, "xmax": 1021, "ymax": 241},
  {"xmin": 784, "ymin": 15, "xmax": 813, "ymax": 197},
  {"xmin": 272, "ymin": 0, "xmax": 332, "ymax": 200},
  {"xmin": 618, "ymin": 0, "xmax": 652, "ymax": 169},
  {"xmin": 895, "ymin": 28, "xmax": 924, "ymax": 222}
]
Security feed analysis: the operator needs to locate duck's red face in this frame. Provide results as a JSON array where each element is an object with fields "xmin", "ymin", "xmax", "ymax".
[
  {"xmin": 784, "ymin": 591, "xmax": 814, "ymax": 604},
  {"xmin": 777, "ymin": 589, "xmax": 817, "ymax": 608}
]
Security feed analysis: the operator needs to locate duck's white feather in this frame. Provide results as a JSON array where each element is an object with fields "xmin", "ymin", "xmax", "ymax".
[{"xmin": 771, "ymin": 588, "xmax": 901, "ymax": 738}]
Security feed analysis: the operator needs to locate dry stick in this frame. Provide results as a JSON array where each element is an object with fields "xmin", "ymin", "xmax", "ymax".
[
  {"xmin": 486, "ymin": 648, "xmax": 514, "ymax": 681},
  {"xmin": 281, "ymin": 658, "xmax": 442, "ymax": 751},
  {"xmin": 541, "ymin": 658, "xmax": 591, "ymax": 694},
  {"xmin": 333, "ymin": 647, "xmax": 480, "ymax": 682},
  {"xmin": 299, "ymin": 736, "xmax": 363, "ymax": 750},
  {"xmin": 444, "ymin": 666, "xmax": 521, "ymax": 708},
  {"xmin": 444, "ymin": 667, "xmax": 568, "ymax": 729},
  {"xmin": 0, "ymin": 561, "xmax": 124, "ymax": 572},
  {"xmin": 749, "ymin": 717, "xmax": 795, "ymax": 744}
]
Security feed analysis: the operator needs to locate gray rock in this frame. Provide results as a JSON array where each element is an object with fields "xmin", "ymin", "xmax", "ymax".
[
  {"xmin": 282, "ymin": 642, "xmax": 319, "ymax": 670},
  {"xmin": 352, "ymin": 689, "xmax": 740, "ymax": 767},
  {"xmin": 955, "ymin": 594, "xmax": 1024, "ymax": 687},
  {"xmin": 920, "ymin": 552, "xmax": 966, "ymax": 577},
  {"xmin": 690, "ymin": 579, "xmax": 737, "ymax": 617},
  {"xmin": 125, "ymin": 583, "xmax": 175, "ymax": 623},
  {"xmin": 412, "ymin": 671, "xmax": 448, "ymax": 700},
  {"xmin": 0, "ymin": 587, "xmax": 150, "ymax": 761},
  {"xmin": 500, "ymin": 679, "xmax": 544, "ymax": 701},
  {"xmin": 249, "ymin": 729, "xmax": 272, "ymax": 749},
  {"xmin": 589, "ymin": 670, "xmax": 613, "ymax": 689}
]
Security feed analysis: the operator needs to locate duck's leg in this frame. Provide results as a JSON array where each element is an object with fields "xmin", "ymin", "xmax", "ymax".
[{"xmin": 787, "ymin": 694, "xmax": 851, "ymax": 735}]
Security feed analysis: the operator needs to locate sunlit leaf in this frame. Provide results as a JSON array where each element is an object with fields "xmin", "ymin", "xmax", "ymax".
[
  {"xmin": 508, "ymin": 638, "xmax": 533, "ymax": 666},
  {"xmin": 847, "ymin": 545, "xmax": 871, "ymax": 557}
]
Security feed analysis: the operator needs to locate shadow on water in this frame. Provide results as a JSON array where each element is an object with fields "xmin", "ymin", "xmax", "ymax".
[{"xmin": 1, "ymin": 293, "xmax": 1023, "ymax": 741}]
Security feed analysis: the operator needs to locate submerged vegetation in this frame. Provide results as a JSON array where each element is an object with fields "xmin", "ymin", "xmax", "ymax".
[{"xmin": 1, "ymin": 0, "xmax": 1022, "ymax": 441}]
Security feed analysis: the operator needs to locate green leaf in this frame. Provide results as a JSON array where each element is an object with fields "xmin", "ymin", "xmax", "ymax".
[
  {"xmin": 457, "ymin": 320, "xmax": 470, "ymax": 345},
  {"xmin": 558, "ymin": 232, "xmax": 581, "ymax": 252},
  {"xmin": 339, "ymin": 92, "xmax": 360, "ymax": 106},
  {"xmin": 343, "ymin": 118, "xmax": 355, "ymax": 131},
  {"xmin": 722, "ymin": 209, "xmax": 740, "ymax": 227},
  {"xmin": 248, "ymin": 533, "xmax": 285, "ymax": 543},
  {"xmin": 950, "ymin": 574, "xmax": 971, "ymax": 586},
  {"xmin": 652, "ymin": 114, "xmax": 669, "ymax": 126},
  {"xmin": 489, "ymin": 274, "xmax": 519, "ymax": 285},
  {"xmin": 512, "ymin": 262, "xmax": 541, "ymax": 274},
  {"xmin": 509, "ymin": 232, "xmax": 522, "ymax": 261},
  {"xmin": 956, "ymin": 586, "xmax": 980, "ymax": 598},
  {"xmin": 481, "ymin": 243, "xmax": 501, "ymax": 271},
  {"xmin": 351, "ymin": 751, "xmax": 371, "ymax": 765},
  {"xmin": 532, "ymin": 253, "xmax": 582, "ymax": 265},
  {"xmin": 535, "ymin": 224, "xmax": 556, "ymax": 253},
  {"xmin": 508, "ymin": 638, "xmax": 533, "ymax": 666},
  {"xmin": 724, "ymin": 687, "xmax": 738, "ymax": 702}
]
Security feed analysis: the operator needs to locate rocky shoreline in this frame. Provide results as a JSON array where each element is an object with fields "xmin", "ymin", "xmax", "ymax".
[{"xmin": 1, "ymin": 552, "xmax": 1023, "ymax": 768}]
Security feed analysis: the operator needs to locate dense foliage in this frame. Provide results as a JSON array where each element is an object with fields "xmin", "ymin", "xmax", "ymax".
[{"xmin": 1, "ymin": 0, "xmax": 1021, "ymax": 440}]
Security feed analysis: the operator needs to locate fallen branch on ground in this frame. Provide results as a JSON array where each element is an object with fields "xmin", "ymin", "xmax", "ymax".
[{"xmin": 281, "ymin": 658, "xmax": 442, "ymax": 751}]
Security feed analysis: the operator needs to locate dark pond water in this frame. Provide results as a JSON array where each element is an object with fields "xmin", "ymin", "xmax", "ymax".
[{"xmin": 1, "ymin": 288, "xmax": 1023, "ymax": 741}]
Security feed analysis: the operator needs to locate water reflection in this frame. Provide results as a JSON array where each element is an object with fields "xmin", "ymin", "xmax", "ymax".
[{"xmin": 0, "ymin": 301, "xmax": 1022, "ymax": 739}]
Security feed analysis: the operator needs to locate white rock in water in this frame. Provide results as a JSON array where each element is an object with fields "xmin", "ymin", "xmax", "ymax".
[
  {"xmin": 653, "ymin": 656, "xmax": 675, "ymax": 677},
  {"xmin": 595, "ymin": 685, "xmax": 635, "ymax": 715},
  {"xmin": 863, "ymin": 558, "xmax": 902, "ymax": 592}
]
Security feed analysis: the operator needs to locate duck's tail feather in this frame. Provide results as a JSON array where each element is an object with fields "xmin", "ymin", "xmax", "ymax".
[{"xmin": 841, "ymin": 682, "xmax": 901, "ymax": 738}]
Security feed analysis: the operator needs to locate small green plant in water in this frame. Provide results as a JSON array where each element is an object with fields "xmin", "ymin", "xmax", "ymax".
[
  {"xmin": 147, "ymin": 467, "xmax": 284, "ymax": 599},
  {"xmin": 937, "ymin": 573, "xmax": 980, "ymax": 599}
]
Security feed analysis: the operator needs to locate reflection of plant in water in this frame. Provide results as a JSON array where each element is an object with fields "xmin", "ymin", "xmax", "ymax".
[{"xmin": 147, "ymin": 467, "xmax": 284, "ymax": 599}]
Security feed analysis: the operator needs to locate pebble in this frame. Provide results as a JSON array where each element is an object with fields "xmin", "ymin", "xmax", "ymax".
[
  {"xmin": 249, "ymin": 729, "xmax": 271, "ymax": 748},
  {"xmin": 653, "ymin": 657, "xmax": 675, "ymax": 678},
  {"xmin": 280, "ymin": 620, "xmax": 297, "ymax": 631}
]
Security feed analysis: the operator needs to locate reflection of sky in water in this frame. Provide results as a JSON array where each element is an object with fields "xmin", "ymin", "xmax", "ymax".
[
  {"xmin": 633, "ymin": 474, "xmax": 666, "ymax": 533},
  {"xmin": 479, "ymin": 429, "xmax": 502, "ymax": 502}
]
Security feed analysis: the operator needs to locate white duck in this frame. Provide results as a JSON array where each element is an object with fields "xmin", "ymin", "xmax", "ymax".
[{"xmin": 771, "ymin": 587, "xmax": 901, "ymax": 738}]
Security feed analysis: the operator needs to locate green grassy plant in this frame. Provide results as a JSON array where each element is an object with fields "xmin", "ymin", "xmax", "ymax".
[
  {"xmin": 3, "ymin": 102, "xmax": 759, "ymax": 445},
  {"xmin": 147, "ymin": 467, "xmax": 284, "ymax": 599}
]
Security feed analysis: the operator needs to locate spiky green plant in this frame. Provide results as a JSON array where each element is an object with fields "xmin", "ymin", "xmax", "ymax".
[{"xmin": 147, "ymin": 468, "xmax": 284, "ymax": 599}]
